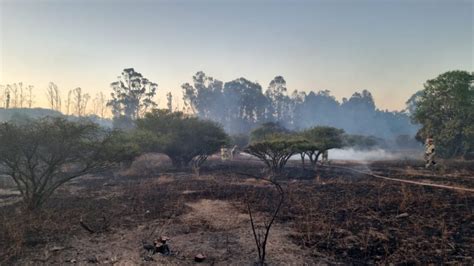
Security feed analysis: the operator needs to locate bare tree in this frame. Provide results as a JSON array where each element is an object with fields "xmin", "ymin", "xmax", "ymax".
[
  {"xmin": 72, "ymin": 87, "xmax": 90, "ymax": 116},
  {"xmin": 65, "ymin": 89, "xmax": 72, "ymax": 115},
  {"xmin": 246, "ymin": 178, "xmax": 285, "ymax": 266},
  {"xmin": 46, "ymin": 82, "xmax": 61, "ymax": 111},
  {"xmin": 166, "ymin": 92, "xmax": 173, "ymax": 112},
  {"xmin": 0, "ymin": 85, "xmax": 4, "ymax": 108},
  {"xmin": 4, "ymin": 86, "xmax": 11, "ymax": 109},
  {"xmin": 27, "ymin": 85, "xmax": 34, "ymax": 108},
  {"xmin": 92, "ymin": 92, "xmax": 107, "ymax": 118},
  {"xmin": 9, "ymin": 84, "xmax": 18, "ymax": 108}
]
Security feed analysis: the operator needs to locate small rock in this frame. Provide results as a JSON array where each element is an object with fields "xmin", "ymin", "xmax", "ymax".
[
  {"xmin": 396, "ymin": 213, "xmax": 409, "ymax": 218},
  {"xmin": 194, "ymin": 253, "xmax": 206, "ymax": 262},
  {"xmin": 70, "ymin": 259, "xmax": 77, "ymax": 263}
]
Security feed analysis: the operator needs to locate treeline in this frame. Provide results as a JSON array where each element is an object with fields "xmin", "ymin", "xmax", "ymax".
[
  {"xmin": 182, "ymin": 72, "xmax": 417, "ymax": 139},
  {"xmin": 0, "ymin": 110, "xmax": 362, "ymax": 210},
  {"xmin": 1, "ymin": 69, "xmax": 417, "ymax": 140},
  {"xmin": 0, "ymin": 83, "xmax": 108, "ymax": 118}
]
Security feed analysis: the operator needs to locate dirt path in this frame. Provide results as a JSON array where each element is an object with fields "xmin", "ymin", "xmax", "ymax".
[
  {"xmin": 330, "ymin": 165, "xmax": 474, "ymax": 193},
  {"xmin": 173, "ymin": 199, "xmax": 314, "ymax": 265}
]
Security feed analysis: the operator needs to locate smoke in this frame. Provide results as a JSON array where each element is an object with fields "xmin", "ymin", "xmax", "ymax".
[{"xmin": 328, "ymin": 148, "xmax": 422, "ymax": 161}]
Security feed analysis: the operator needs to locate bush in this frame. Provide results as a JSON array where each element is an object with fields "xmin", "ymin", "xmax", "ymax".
[
  {"xmin": 136, "ymin": 109, "xmax": 229, "ymax": 172},
  {"xmin": 0, "ymin": 118, "xmax": 132, "ymax": 210}
]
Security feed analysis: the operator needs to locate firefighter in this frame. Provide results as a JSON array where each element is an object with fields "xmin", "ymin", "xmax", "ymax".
[
  {"xmin": 221, "ymin": 147, "xmax": 229, "ymax": 161},
  {"xmin": 424, "ymin": 137, "xmax": 436, "ymax": 169}
]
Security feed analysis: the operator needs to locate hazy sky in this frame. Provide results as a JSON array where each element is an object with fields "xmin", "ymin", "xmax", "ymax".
[{"xmin": 0, "ymin": 0, "xmax": 472, "ymax": 111}]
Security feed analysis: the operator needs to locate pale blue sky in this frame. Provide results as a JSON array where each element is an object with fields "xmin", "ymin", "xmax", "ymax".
[{"xmin": 0, "ymin": 0, "xmax": 472, "ymax": 111}]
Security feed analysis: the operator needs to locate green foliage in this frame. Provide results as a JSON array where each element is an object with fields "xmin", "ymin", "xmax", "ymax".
[
  {"xmin": 245, "ymin": 135, "xmax": 305, "ymax": 177},
  {"xmin": 0, "ymin": 118, "xmax": 131, "ymax": 210},
  {"xmin": 299, "ymin": 126, "xmax": 345, "ymax": 167},
  {"xmin": 108, "ymin": 68, "xmax": 158, "ymax": 120},
  {"xmin": 412, "ymin": 70, "xmax": 473, "ymax": 158},
  {"xmin": 302, "ymin": 126, "xmax": 345, "ymax": 151},
  {"xmin": 136, "ymin": 109, "xmax": 229, "ymax": 169},
  {"xmin": 250, "ymin": 122, "xmax": 290, "ymax": 143}
]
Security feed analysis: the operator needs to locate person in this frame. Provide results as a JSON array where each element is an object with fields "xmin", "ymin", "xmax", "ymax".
[
  {"xmin": 221, "ymin": 147, "xmax": 230, "ymax": 161},
  {"xmin": 424, "ymin": 137, "xmax": 436, "ymax": 169}
]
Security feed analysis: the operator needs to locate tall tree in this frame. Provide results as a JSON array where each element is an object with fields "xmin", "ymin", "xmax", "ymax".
[
  {"xmin": 223, "ymin": 78, "xmax": 268, "ymax": 133},
  {"xmin": 265, "ymin": 76, "xmax": 291, "ymax": 123},
  {"xmin": 92, "ymin": 92, "xmax": 107, "ymax": 118},
  {"xmin": 26, "ymin": 85, "xmax": 34, "ymax": 108},
  {"xmin": 412, "ymin": 70, "xmax": 473, "ymax": 158},
  {"xmin": 166, "ymin": 92, "xmax": 173, "ymax": 112},
  {"xmin": 46, "ymin": 82, "xmax": 61, "ymax": 111},
  {"xmin": 72, "ymin": 87, "xmax": 90, "ymax": 116},
  {"xmin": 182, "ymin": 71, "xmax": 224, "ymax": 119},
  {"xmin": 108, "ymin": 68, "xmax": 158, "ymax": 120}
]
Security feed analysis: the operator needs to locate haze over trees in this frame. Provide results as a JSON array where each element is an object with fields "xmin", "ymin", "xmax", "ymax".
[
  {"xmin": 181, "ymin": 71, "xmax": 418, "ymax": 140},
  {"xmin": 2, "ymin": 68, "xmax": 473, "ymax": 159}
]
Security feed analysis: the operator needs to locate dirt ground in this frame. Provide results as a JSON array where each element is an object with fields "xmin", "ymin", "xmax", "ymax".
[{"xmin": 0, "ymin": 156, "xmax": 473, "ymax": 265}]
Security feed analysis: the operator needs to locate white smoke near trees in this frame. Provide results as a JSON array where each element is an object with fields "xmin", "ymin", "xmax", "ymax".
[{"xmin": 328, "ymin": 148, "xmax": 423, "ymax": 161}]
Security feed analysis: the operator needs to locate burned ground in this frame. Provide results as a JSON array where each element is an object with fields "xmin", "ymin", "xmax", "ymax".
[{"xmin": 0, "ymin": 157, "xmax": 473, "ymax": 265}]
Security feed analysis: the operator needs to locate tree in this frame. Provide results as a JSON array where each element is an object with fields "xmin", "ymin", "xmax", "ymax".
[
  {"xmin": 300, "ymin": 126, "xmax": 345, "ymax": 168},
  {"xmin": 26, "ymin": 85, "xmax": 34, "ymax": 108},
  {"xmin": 244, "ymin": 135, "xmax": 301, "ymax": 265},
  {"xmin": 0, "ymin": 118, "xmax": 133, "ymax": 210},
  {"xmin": 412, "ymin": 70, "xmax": 473, "ymax": 158},
  {"xmin": 265, "ymin": 76, "xmax": 290, "ymax": 123},
  {"xmin": 72, "ymin": 87, "xmax": 90, "ymax": 116},
  {"xmin": 2, "ymin": 85, "xmax": 11, "ymax": 108},
  {"xmin": 46, "ymin": 82, "xmax": 61, "ymax": 111},
  {"xmin": 166, "ymin": 92, "xmax": 173, "ymax": 112},
  {"xmin": 108, "ymin": 68, "xmax": 158, "ymax": 120},
  {"xmin": 223, "ymin": 78, "xmax": 268, "ymax": 133},
  {"xmin": 92, "ymin": 92, "xmax": 108, "ymax": 118},
  {"xmin": 250, "ymin": 122, "xmax": 290, "ymax": 143},
  {"xmin": 245, "ymin": 136, "xmax": 303, "ymax": 176},
  {"xmin": 182, "ymin": 71, "xmax": 225, "ymax": 121},
  {"xmin": 136, "ymin": 109, "xmax": 229, "ymax": 172}
]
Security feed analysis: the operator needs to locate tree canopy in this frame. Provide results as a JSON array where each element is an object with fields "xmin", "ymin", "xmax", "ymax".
[
  {"xmin": 136, "ymin": 109, "xmax": 229, "ymax": 170},
  {"xmin": 411, "ymin": 70, "xmax": 473, "ymax": 158}
]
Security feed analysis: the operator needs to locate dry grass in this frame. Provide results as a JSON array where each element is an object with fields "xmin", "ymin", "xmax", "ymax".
[{"xmin": 0, "ymin": 159, "xmax": 473, "ymax": 264}]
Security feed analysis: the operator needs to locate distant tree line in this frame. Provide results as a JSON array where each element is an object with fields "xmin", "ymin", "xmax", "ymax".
[
  {"xmin": 2, "ymin": 68, "xmax": 472, "ymax": 158},
  {"xmin": 181, "ymin": 71, "xmax": 418, "ymax": 139}
]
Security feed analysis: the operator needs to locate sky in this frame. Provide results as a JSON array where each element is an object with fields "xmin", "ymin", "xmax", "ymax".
[{"xmin": 0, "ymin": 0, "xmax": 472, "ymax": 111}]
